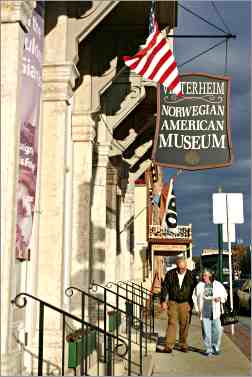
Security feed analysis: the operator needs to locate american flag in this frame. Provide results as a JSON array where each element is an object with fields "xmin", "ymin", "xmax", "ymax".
[
  {"xmin": 123, "ymin": 9, "xmax": 183, "ymax": 97},
  {"xmin": 159, "ymin": 178, "xmax": 177, "ymax": 229}
]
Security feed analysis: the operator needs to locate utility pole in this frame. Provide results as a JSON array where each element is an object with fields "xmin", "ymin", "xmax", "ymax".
[{"xmin": 218, "ymin": 187, "xmax": 223, "ymax": 282}]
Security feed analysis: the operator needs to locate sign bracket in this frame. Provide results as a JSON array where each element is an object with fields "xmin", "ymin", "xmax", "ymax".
[{"xmin": 167, "ymin": 34, "xmax": 236, "ymax": 39}]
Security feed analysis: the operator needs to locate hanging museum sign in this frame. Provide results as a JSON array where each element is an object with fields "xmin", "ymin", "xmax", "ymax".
[
  {"xmin": 152, "ymin": 73, "xmax": 233, "ymax": 170},
  {"xmin": 16, "ymin": 2, "xmax": 44, "ymax": 260}
]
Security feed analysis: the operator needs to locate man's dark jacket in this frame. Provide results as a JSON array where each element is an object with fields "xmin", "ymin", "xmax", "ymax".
[{"xmin": 160, "ymin": 268, "xmax": 197, "ymax": 307}]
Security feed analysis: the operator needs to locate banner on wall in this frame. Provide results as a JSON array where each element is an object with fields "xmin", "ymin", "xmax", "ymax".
[
  {"xmin": 152, "ymin": 73, "xmax": 233, "ymax": 170},
  {"xmin": 16, "ymin": 2, "xmax": 44, "ymax": 260}
]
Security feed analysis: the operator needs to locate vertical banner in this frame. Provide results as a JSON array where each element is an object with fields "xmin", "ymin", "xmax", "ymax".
[{"xmin": 16, "ymin": 2, "xmax": 44, "ymax": 260}]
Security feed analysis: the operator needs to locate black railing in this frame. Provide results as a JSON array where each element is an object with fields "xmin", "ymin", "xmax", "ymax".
[
  {"xmin": 106, "ymin": 282, "xmax": 143, "ymax": 321},
  {"xmin": 125, "ymin": 280, "xmax": 153, "ymax": 297},
  {"xmin": 89, "ymin": 281, "xmax": 155, "ymax": 356},
  {"xmin": 116, "ymin": 280, "xmax": 155, "ymax": 332},
  {"xmin": 65, "ymin": 286, "xmax": 144, "ymax": 375},
  {"xmin": 102, "ymin": 280, "xmax": 155, "ymax": 336},
  {"xmin": 11, "ymin": 293, "xmax": 133, "ymax": 376}
]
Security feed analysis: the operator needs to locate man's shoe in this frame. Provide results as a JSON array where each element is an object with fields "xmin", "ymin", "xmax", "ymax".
[
  {"xmin": 213, "ymin": 350, "xmax": 221, "ymax": 356},
  {"xmin": 163, "ymin": 347, "xmax": 173, "ymax": 353},
  {"xmin": 180, "ymin": 347, "xmax": 189, "ymax": 353}
]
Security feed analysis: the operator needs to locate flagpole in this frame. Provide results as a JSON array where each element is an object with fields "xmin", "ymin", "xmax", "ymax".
[
  {"xmin": 149, "ymin": 0, "xmax": 156, "ymax": 34},
  {"xmin": 166, "ymin": 34, "xmax": 236, "ymax": 39},
  {"xmin": 218, "ymin": 187, "xmax": 224, "ymax": 283}
]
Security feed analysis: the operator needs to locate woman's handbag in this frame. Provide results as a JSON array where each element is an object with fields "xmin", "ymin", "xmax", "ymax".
[{"xmin": 220, "ymin": 303, "xmax": 239, "ymax": 326}]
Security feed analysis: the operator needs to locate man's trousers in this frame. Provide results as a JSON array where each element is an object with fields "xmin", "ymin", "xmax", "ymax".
[{"xmin": 165, "ymin": 300, "xmax": 191, "ymax": 349}]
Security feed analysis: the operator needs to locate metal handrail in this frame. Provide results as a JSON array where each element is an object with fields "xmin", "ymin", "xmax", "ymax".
[
  {"xmin": 106, "ymin": 281, "xmax": 149, "ymax": 302},
  {"xmin": 65, "ymin": 285, "xmax": 144, "ymax": 375},
  {"xmin": 90, "ymin": 281, "xmax": 155, "ymax": 355},
  {"xmin": 90, "ymin": 281, "xmax": 141, "ymax": 304},
  {"xmin": 106, "ymin": 280, "xmax": 152, "ymax": 316},
  {"xmin": 107, "ymin": 281, "xmax": 155, "ymax": 335},
  {"xmin": 127, "ymin": 280, "xmax": 153, "ymax": 295},
  {"xmin": 65, "ymin": 286, "xmax": 143, "ymax": 324},
  {"xmin": 90, "ymin": 280, "xmax": 147, "ymax": 328},
  {"xmin": 11, "ymin": 292, "xmax": 132, "ymax": 376},
  {"xmin": 107, "ymin": 281, "xmax": 154, "ymax": 319},
  {"xmin": 115, "ymin": 280, "xmax": 152, "ymax": 300},
  {"xmin": 90, "ymin": 281, "xmax": 145, "ymax": 313}
]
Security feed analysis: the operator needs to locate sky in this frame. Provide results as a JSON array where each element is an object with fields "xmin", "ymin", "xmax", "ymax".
[{"xmin": 163, "ymin": 0, "xmax": 251, "ymax": 256}]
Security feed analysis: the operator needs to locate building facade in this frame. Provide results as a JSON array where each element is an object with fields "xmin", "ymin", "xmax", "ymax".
[{"xmin": 1, "ymin": 1, "xmax": 177, "ymax": 375}]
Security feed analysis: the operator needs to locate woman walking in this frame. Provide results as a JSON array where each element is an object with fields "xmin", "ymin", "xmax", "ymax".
[{"xmin": 192, "ymin": 269, "xmax": 227, "ymax": 356}]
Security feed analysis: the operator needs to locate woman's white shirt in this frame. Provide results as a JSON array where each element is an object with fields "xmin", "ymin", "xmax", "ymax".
[{"xmin": 192, "ymin": 280, "xmax": 227, "ymax": 320}]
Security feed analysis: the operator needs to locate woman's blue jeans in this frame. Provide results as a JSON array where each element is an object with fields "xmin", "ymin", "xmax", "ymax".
[{"xmin": 201, "ymin": 317, "xmax": 223, "ymax": 353}]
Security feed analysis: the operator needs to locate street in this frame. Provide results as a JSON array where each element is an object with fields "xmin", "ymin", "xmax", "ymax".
[
  {"xmin": 238, "ymin": 314, "xmax": 251, "ymax": 331},
  {"xmin": 224, "ymin": 313, "xmax": 251, "ymax": 361}
]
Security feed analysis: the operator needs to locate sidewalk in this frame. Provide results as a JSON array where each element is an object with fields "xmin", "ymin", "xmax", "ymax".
[{"xmin": 150, "ymin": 310, "xmax": 251, "ymax": 376}]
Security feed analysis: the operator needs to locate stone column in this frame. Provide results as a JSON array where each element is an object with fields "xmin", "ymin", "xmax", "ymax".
[
  {"xmin": 106, "ymin": 163, "xmax": 118, "ymax": 283},
  {"xmin": 115, "ymin": 186, "xmax": 122, "ymax": 282},
  {"xmin": 133, "ymin": 184, "xmax": 148, "ymax": 281},
  {"xmin": 38, "ymin": 62, "xmax": 78, "ymax": 305},
  {"xmin": 1, "ymin": 1, "xmax": 36, "ymax": 375},
  {"xmin": 90, "ymin": 144, "xmax": 110, "ymax": 285},
  {"xmin": 124, "ymin": 175, "xmax": 135, "ymax": 281},
  {"xmin": 29, "ymin": 63, "xmax": 78, "ymax": 372},
  {"xmin": 118, "ymin": 170, "xmax": 135, "ymax": 281},
  {"xmin": 71, "ymin": 111, "xmax": 96, "ymax": 316}
]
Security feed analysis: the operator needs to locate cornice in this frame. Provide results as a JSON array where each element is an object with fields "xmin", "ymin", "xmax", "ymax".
[{"xmin": 1, "ymin": 0, "xmax": 36, "ymax": 31}]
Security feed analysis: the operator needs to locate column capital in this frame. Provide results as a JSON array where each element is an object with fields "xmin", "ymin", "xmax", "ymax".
[
  {"xmin": 1, "ymin": 0, "xmax": 36, "ymax": 31},
  {"xmin": 42, "ymin": 63, "xmax": 79, "ymax": 103},
  {"xmin": 72, "ymin": 112, "xmax": 97, "ymax": 143}
]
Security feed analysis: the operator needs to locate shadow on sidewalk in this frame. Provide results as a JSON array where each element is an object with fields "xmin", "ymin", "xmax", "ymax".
[{"xmin": 156, "ymin": 336, "xmax": 205, "ymax": 355}]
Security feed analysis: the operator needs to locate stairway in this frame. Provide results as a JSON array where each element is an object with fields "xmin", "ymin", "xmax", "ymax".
[{"xmin": 12, "ymin": 281, "xmax": 157, "ymax": 376}]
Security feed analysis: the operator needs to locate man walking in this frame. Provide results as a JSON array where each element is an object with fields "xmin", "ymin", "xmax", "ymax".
[{"xmin": 160, "ymin": 256, "xmax": 197, "ymax": 353}]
